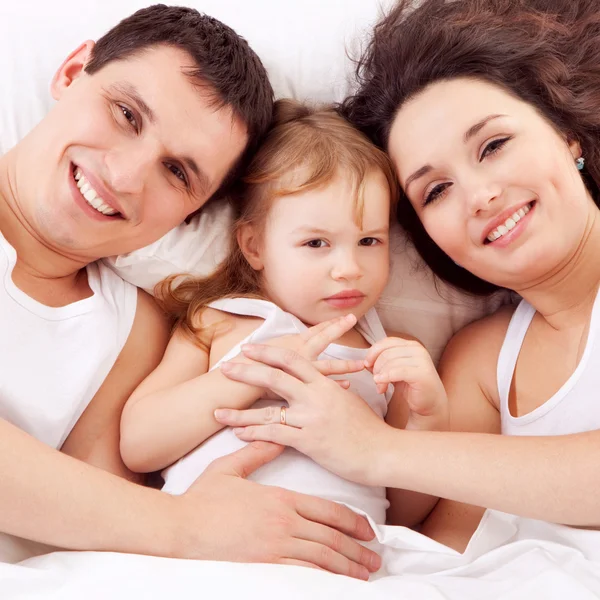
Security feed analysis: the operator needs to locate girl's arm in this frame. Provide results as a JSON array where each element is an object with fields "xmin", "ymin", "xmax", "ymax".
[
  {"xmin": 375, "ymin": 333, "xmax": 449, "ymax": 528},
  {"xmin": 120, "ymin": 309, "xmax": 265, "ymax": 473},
  {"xmin": 384, "ymin": 387, "xmax": 443, "ymax": 528}
]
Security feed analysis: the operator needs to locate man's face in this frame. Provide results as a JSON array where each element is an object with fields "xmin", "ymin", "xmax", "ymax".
[{"xmin": 11, "ymin": 43, "xmax": 248, "ymax": 261}]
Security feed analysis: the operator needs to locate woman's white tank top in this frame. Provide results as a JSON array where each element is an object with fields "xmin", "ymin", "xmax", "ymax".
[
  {"xmin": 0, "ymin": 230, "xmax": 137, "ymax": 449},
  {"xmin": 162, "ymin": 298, "xmax": 393, "ymax": 524},
  {"xmin": 497, "ymin": 289, "xmax": 600, "ymax": 436}
]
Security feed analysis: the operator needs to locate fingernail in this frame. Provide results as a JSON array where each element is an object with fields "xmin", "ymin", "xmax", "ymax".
[
  {"xmin": 373, "ymin": 374, "xmax": 382, "ymax": 382},
  {"xmin": 233, "ymin": 428, "xmax": 244, "ymax": 435},
  {"xmin": 360, "ymin": 567, "xmax": 370, "ymax": 580},
  {"xmin": 220, "ymin": 362, "xmax": 233, "ymax": 372},
  {"xmin": 214, "ymin": 409, "xmax": 228, "ymax": 419},
  {"xmin": 241, "ymin": 344, "xmax": 256, "ymax": 352}
]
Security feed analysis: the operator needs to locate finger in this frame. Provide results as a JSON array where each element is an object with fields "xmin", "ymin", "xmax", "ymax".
[
  {"xmin": 239, "ymin": 344, "xmax": 322, "ymax": 384},
  {"xmin": 293, "ymin": 518, "xmax": 381, "ymax": 575},
  {"xmin": 221, "ymin": 359, "xmax": 308, "ymax": 402},
  {"xmin": 302, "ymin": 314, "xmax": 357, "ymax": 358},
  {"xmin": 287, "ymin": 539, "xmax": 370, "ymax": 580},
  {"xmin": 336, "ymin": 380, "xmax": 351, "ymax": 389},
  {"xmin": 203, "ymin": 441, "xmax": 285, "ymax": 478},
  {"xmin": 365, "ymin": 336, "xmax": 417, "ymax": 369},
  {"xmin": 234, "ymin": 424, "xmax": 304, "ymax": 448},
  {"xmin": 279, "ymin": 558, "xmax": 324, "ymax": 572},
  {"xmin": 376, "ymin": 382, "xmax": 388, "ymax": 395},
  {"xmin": 293, "ymin": 493, "xmax": 377, "ymax": 544},
  {"xmin": 215, "ymin": 406, "xmax": 298, "ymax": 428},
  {"xmin": 313, "ymin": 358, "xmax": 364, "ymax": 376}
]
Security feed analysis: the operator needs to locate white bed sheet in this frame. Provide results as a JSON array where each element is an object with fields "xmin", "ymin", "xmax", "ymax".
[{"xmin": 2, "ymin": 509, "xmax": 599, "ymax": 599}]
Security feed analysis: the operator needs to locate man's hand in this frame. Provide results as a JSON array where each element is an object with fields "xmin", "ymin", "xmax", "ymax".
[{"xmin": 176, "ymin": 441, "xmax": 381, "ymax": 580}]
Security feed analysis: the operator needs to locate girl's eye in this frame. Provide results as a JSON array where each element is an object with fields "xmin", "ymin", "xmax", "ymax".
[
  {"xmin": 305, "ymin": 239, "xmax": 328, "ymax": 248},
  {"xmin": 480, "ymin": 136, "xmax": 511, "ymax": 161},
  {"xmin": 166, "ymin": 163, "xmax": 188, "ymax": 185},
  {"xmin": 119, "ymin": 105, "xmax": 138, "ymax": 131},
  {"xmin": 424, "ymin": 182, "xmax": 452, "ymax": 206},
  {"xmin": 359, "ymin": 237, "xmax": 379, "ymax": 246}
]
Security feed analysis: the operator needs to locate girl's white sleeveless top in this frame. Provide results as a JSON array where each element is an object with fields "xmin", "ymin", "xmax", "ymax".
[
  {"xmin": 497, "ymin": 288, "xmax": 600, "ymax": 436},
  {"xmin": 162, "ymin": 297, "xmax": 393, "ymax": 524},
  {"xmin": 0, "ymin": 230, "xmax": 137, "ymax": 449}
]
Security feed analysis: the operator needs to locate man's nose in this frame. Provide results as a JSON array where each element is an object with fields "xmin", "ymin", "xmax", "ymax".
[{"xmin": 104, "ymin": 142, "xmax": 159, "ymax": 195}]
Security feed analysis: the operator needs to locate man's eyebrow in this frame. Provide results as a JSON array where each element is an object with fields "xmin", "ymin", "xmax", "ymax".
[
  {"xmin": 182, "ymin": 157, "xmax": 210, "ymax": 195},
  {"xmin": 110, "ymin": 82, "xmax": 156, "ymax": 124},
  {"xmin": 404, "ymin": 114, "xmax": 507, "ymax": 192}
]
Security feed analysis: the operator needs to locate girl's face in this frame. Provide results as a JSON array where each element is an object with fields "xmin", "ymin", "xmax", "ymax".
[
  {"xmin": 388, "ymin": 77, "xmax": 596, "ymax": 291},
  {"xmin": 244, "ymin": 168, "xmax": 391, "ymax": 326}
]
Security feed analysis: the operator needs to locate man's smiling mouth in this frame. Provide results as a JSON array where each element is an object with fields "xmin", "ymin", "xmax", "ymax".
[{"xmin": 72, "ymin": 165, "xmax": 122, "ymax": 218}]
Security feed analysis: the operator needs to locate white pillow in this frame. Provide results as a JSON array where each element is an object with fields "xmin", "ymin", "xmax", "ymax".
[{"xmin": 0, "ymin": 0, "xmax": 509, "ymax": 364}]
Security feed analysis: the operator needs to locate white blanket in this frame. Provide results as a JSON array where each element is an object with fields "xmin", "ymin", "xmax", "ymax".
[{"xmin": 2, "ymin": 510, "xmax": 600, "ymax": 599}]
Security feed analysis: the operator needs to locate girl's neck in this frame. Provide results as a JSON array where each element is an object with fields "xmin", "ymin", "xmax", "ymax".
[{"xmin": 515, "ymin": 211, "xmax": 600, "ymax": 330}]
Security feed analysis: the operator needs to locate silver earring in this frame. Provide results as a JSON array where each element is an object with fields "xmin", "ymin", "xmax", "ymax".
[{"xmin": 576, "ymin": 157, "xmax": 585, "ymax": 171}]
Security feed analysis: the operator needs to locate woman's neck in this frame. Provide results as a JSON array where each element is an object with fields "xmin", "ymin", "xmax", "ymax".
[{"xmin": 515, "ymin": 211, "xmax": 600, "ymax": 330}]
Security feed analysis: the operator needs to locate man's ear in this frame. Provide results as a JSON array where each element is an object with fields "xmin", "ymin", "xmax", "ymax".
[
  {"xmin": 237, "ymin": 224, "xmax": 264, "ymax": 271},
  {"xmin": 50, "ymin": 41, "xmax": 95, "ymax": 101}
]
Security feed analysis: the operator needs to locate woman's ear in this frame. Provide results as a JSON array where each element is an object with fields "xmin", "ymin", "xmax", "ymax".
[
  {"xmin": 237, "ymin": 224, "xmax": 264, "ymax": 271},
  {"xmin": 567, "ymin": 137, "xmax": 583, "ymax": 161},
  {"xmin": 50, "ymin": 41, "xmax": 95, "ymax": 101}
]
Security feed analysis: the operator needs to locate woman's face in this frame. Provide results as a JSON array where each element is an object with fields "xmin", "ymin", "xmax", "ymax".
[{"xmin": 388, "ymin": 77, "xmax": 595, "ymax": 291}]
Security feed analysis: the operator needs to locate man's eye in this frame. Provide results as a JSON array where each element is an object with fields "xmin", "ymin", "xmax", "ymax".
[
  {"xmin": 305, "ymin": 239, "xmax": 328, "ymax": 248},
  {"xmin": 166, "ymin": 163, "xmax": 188, "ymax": 185},
  {"xmin": 118, "ymin": 105, "xmax": 138, "ymax": 130}
]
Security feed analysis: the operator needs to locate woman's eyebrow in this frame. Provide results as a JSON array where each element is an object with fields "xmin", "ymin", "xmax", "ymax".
[{"xmin": 463, "ymin": 114, "xmax": 506, "ymax": 143}]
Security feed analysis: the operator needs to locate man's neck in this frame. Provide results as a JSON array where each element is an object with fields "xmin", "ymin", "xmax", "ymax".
[
  {"xmin": 0, "ymin": 151, "xmax": 90, "ymax": 301},
  {"xmin": 515, "ymin": 210, "xmax": 600, "ymax": 331}
]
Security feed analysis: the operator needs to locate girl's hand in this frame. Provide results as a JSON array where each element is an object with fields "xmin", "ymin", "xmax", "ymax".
[
  {"xmin": 215, "ymin": 345, "xmax": 392, "ymax": 486},
  {"xmin": 365, "ymin": 337, "xmax": 449, "ymax": 431}
]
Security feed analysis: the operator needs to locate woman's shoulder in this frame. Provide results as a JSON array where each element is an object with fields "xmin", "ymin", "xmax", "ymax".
[{"xmin": 439, "ymin": 304, "xmax": 516, "ymax": 392}]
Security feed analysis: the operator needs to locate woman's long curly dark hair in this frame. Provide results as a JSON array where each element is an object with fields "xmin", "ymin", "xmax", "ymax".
[{"xmin": 342, "ymin": 0, "xmax": 600, "ymax": 295}]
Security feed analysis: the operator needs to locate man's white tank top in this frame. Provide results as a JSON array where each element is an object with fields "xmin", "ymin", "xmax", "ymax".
[
  {"xmin": 0, "ymin": 230, "xmax": 138, "ymax": 449},
  {"xmin": 497, "ymin": 289, "xmax": 600, "ymax": 436},
  {"xmin": 162, "ymin": 298, "xmax": 393, "ymax": 524}
]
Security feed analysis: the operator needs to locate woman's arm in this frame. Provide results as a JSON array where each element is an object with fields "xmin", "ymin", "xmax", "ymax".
[
  {"xmin": 217, "ymin": 321, "xmax": 600, "ymax": 525},
  {"xmin": 120, "ymin": 309, "xmax": 265, "ymax": 473}
]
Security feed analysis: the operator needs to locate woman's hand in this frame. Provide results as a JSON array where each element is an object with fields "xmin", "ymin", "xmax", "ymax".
[
  {"xmin": 365, "ymin": 337, "xmax": 449, "ymax": 431},
  {"xmin": 215, "ymin": 344, "xmax": 393, "ymax": 486}
]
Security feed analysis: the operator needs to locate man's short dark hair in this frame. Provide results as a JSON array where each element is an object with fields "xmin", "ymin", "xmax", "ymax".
[{"xmin": 85, "ymin": 4, "xmax": 274, "ymax": 202}]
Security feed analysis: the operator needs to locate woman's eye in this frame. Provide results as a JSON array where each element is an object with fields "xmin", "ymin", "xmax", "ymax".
[
  {"xmin": 305, "ymin": 239, "xmax": 327, "ymax": 248},
  {"xmin": 424, "ymin": 182, "xmax": 452, "ymax": 206},
  {"xmin": 359, "ymin": 237, "xmax": 379, "ymax": 246},
  {"xmin": 118, "ymin": 105, "xmax": 138, "ymax": 131},
  {"xmin": 166, "ymin": 163, "xmax": 188, "ymax": 185},
  {"xmin": 480, "ymin": 136, "xmax": 511, "ymax": 161}
]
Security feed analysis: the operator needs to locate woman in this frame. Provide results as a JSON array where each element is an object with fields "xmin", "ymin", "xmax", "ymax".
[{"xmin": 214, "ymin": 0, "xmax": 600, "ymax": 550}]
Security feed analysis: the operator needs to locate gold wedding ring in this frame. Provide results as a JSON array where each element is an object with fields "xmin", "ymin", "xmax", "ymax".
[{"xmin": 280, "ymin": 406, "xmax": 287, "ymax": 425}]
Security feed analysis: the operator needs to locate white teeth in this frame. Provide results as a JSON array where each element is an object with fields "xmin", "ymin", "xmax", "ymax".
[
  {"xmin": 73, "ymin": 168, "xmax": 118, "ymax": 216},
  {"xmin": 487, "ymin": 203, "xmax": 532, "ymax": 242}
]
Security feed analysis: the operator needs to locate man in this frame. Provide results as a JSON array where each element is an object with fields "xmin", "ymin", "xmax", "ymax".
[{"xmin": 0, "ymin": 5, "xmax": 379, "ymax": 580}]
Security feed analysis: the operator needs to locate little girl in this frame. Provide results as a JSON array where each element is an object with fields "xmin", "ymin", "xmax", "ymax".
[{"xmin": 120, "ymin": 100, "xmax": 448, "ymax": 527}]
